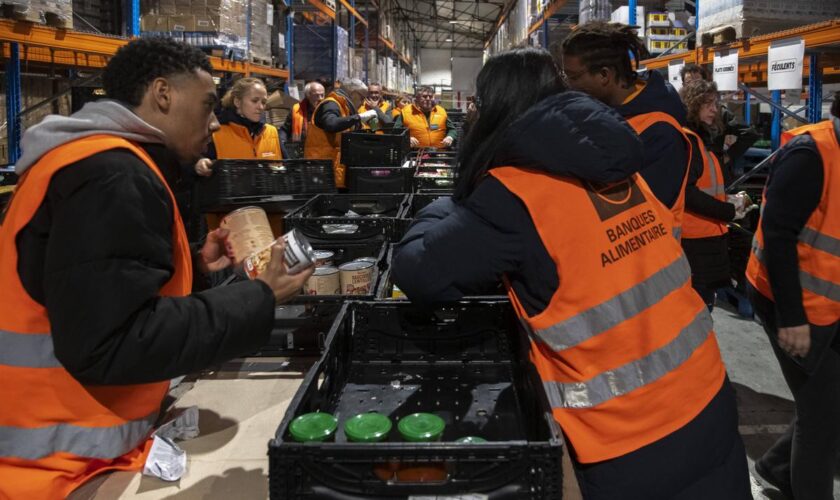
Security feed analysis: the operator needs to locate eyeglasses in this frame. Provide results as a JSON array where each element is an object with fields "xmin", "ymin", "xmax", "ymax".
[{"xmin": 417, "ymin": 95, "xmax": 435, "ymax": 100}]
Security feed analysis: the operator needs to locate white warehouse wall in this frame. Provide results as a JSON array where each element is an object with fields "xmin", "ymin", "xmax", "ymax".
[{"xmin": 419, "ymin": 48, "xmax": 483, "ymax": 109}]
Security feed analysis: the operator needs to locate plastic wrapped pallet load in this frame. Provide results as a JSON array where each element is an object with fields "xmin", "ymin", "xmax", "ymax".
[
  {"xmin": 140, "ymin": 0, "xmax": 249, "ymax": 58},
  {"xmin": 249, "ymin": 0, "xmax": 272, "ymax": 64},
  {"xmin": 2, "ymin": 0, "xmax": 72, "ymax": 28},
  {"xmin": 698, "ymin": 0, "xmax": 840, "ymax": 42}
]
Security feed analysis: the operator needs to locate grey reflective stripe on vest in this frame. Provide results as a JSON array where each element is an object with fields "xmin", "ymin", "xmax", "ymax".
[
  {"xmin": 673, "ymin": 226, "xmax": 682, "ymax": 240},
  {"xmin": 799, "ymin": 227, "xmax": 840, "ymax": 258},
  {"xmin": 533, "ymin": 256, "xmax": 691, "ymax": 352},
  {"xmin": 543, "ymin": 309, "xmax": 713, "ymax": 409},
  {"xmin": 699, "ymin": 148, "xmax": 725, "ymax": 197},
  {"xmin": 0, "ymin": 411, "xmax": 158, "ymax": 460},
  {"xmin": 753, "ymin": 236, "xmax": 840, "ymax": 302},
  {"xmin": 0, "ymin": 329, "xmax": 61, "ymax": 368}
]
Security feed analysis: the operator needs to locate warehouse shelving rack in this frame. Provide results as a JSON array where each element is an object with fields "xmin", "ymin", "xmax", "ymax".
[{"xmin": 0, "ymin": 5, "xmax": 290, "ymax": 165}]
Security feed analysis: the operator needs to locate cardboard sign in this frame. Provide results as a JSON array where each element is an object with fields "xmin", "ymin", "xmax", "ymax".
[
  {"xmin": 713, "ymin": 49, "xmax": 738, "ymax": 91},
  {"xmin": 668, "ymin": 59, "xmax": 685, "ymax": 92},
  {"xmin": 768, "ymin": 38, "xmax": 805, "ymax": 91}
]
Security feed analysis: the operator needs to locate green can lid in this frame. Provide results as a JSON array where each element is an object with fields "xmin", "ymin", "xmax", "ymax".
[
  {"xmin": 397, "ymin": 413, "xmax": 446, "ymax": 442},
  {"xmin": 456, "ymin": 436, "xmax": 487, "ymax": 444},
  {"xmin": 289, "ymin": 412, "xmax": 337, "ymax": 442},
  {"xmin": 344, "ymin": 413, "xmax": 393, "ymax": 442}
]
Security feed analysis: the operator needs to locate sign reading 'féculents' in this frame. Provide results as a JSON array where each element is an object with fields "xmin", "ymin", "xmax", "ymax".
[{"xmin": 768, "ymin": 38, "xmax": 805, "ymax": 91}]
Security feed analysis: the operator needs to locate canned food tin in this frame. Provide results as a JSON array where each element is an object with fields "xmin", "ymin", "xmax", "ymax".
[
  {"xmin": 241, "ymin": 228, "xmax": 316, "ymax": 279},
  {"xmin": 305, "ymin": 266, "xmax": 340, "ymax": 295},
  {"xmin": 313, "ymin": 250, "xmax": 335, "ymax": 267},
  {"xmin": 220, "ymin": 206, "xmax": 275, "ymax": 264},
  {"xmin": 351, "ymin": 256, "xmax": 377, "ymax": 266},
  {"xmin": 282, "ymin": 228, "xmax": 316, "ymax": 275},
  {"xmin": 339, "ymin": 260, "xmax": 374, "ymax": 295}
]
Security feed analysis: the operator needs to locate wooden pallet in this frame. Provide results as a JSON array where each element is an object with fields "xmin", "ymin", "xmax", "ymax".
[{"xmin": 249, "ymin": 56, "xmax": 274, "ymax": 68}]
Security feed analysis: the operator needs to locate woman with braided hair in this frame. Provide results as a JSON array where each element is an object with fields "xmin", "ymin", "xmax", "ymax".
[{"xmin": 560, "ymin": 21, "xmax": 692, "ymax": 241}]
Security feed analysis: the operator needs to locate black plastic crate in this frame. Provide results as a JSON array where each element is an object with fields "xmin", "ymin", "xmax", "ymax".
[
  {"xmin": 284, "ymin": 194, "xmax": 411, "ymax": 242},
  {"xmin": 393, "ymin": 193, "xmax": 451, "ymax": 239},
  {"xmin": 269, "ymin": 300, "xmax": 564, "ymax": 499},
  {"xmin": 414, "ymin": 166, "xmax": 456, "ymax": 192},
  {"xmin": 411, "ymin": 150, "xmax": 458, "ymax": 165},
  {"xmin": 341, "ymin": 129, "xmax": 410, "ymax": 167},
  {"xmin": 196, "ymin": 159, "xmax": 336, "ymax": 211},
  {"xmin": 346, "ymin": 165, "xmax": 415, "ymax": 194},
  {"xmin": 251, "ymin": 302, "xmax": 343, "ymax": 357},
  {"xmin": 296, "ymin": 238, "xmax": 390, "ymax": 302}
]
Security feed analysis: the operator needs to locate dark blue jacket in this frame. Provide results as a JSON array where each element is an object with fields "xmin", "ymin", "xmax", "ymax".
[
  {"xmin": 617, "ymin": 70, "xmax": 689, "ymax": 209},
  {"xmin": 392, "ymin": 92, "xmax": 644, "ymax": 314}
]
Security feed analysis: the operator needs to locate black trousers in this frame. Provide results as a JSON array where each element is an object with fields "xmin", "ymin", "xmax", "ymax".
[
  {"xmin": 572, "ymin": 378, "xmax": 751, "ymax": 500},
  {"xmin": 750, "ymin": 288, "xmax": 840, "ymax": 500}
]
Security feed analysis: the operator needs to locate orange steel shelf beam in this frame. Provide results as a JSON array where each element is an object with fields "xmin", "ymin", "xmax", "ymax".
[
  {"xmin": 0, "ymin": 19, "xmax": 288, "ymax": 78},
  {"xmin": 528, "ymin": 0, "xmax": 568, "ymax": 36},
  {"xmin": 338, "ymin": 0, "xmax": 368, "ymax": 27},
  {"xmin": 642, "ymin": 19, "xmax": 840, "ymax": 71},
  {"xmin": 307, "ymin": 0, "xmax": 336, "ymax": 20},
  {"xmin": 485, "ymin": 0, "xmax": 517, "ymax": 49},
  {"xmin": 378, "ymin": 35, "xmax": 411, "ymax": 65}
]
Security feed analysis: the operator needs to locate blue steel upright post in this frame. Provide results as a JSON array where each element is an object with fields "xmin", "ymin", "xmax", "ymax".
[
  {"xmin": 542, "ymin": 14, "xmax": 549, "ymax": 48},
  {"xmin": 808, "ymin": 53, "xmax": 823, "ymax": 123},
  {"xmin": 745, "ymin": 91, "xmax": 751, "ymax": 124},
  {"xmin": 771, "ymin": 90, "xmax": 782, "ymax": 151},
  {"xmin": 125, "ymin": 0, "xmax": 140, "ymax": 36},
  {"xmin": 629, "ymin": 0, "xmax": 636, "ymax": 26},
  {"xmin": 6, "ymin": 42, "xmax": 21, "ymax": 164},
  {"xmin": 286, "ymin": 11, "xmax": 295, "ymax": 93},
  {"xmin": 332, "ymin": 18, "xmax": 338, "ymax": 84}
]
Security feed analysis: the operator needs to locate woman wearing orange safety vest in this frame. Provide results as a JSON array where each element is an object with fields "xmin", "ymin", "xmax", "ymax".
[
  {"xmin": 746, "ymin": 95, "xmax": 840, "ymax": 500},
  {"xmin": 392, "ymin": 48, "xmax": 750, "ymax": 499},
  {"xmin": 679, "ymin": 80, "xmax": 751, "ymax": 311},
  {"xmin": 194, "ymin": 77, "xmax": 282, "ymax": 177}
]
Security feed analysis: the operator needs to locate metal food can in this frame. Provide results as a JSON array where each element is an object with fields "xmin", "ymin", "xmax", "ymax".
[
  {"xmin": 220, "ymin": 206, "xmax": 275, "ymax": 264},
  {"xmin": 351, "ymin": 256, "xmax": 377, "ymax": 266},
  {"xmin": 282, "ymin": 228, "xmax": 316, "ymax": 275},
  {"xmin": 313, "ymin": 250, "xmax": 335, "ymax": 267},
  {"xmin": 242, "ymin": 244, "xmax": 274, "ymax": 279},
  {"xmin": 305, "ymin": 266, "xmax": 340, "ymax": 295},
  {"xmin": 339, "ymin": 260, "xmax": 374, "ymax": 295}
]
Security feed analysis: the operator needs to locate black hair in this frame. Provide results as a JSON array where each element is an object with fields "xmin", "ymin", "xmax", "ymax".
[
  {"xmin": 560, "ymin": 21, "xmax": 649, "ymax": 87},
  {"xmin": 454, "ymin": 47, "xmax": 566, "ymax": 201},
  {"xmin": 832, "ymin": 91, "xmax": 840, "ymax": 119},
  {"xmin": 680, "ymin": 63, "xmax": 709, "ymax": 81},
  {"xmin": 103, "ymin": 37, "xmax": 213, "ymax": 107}
]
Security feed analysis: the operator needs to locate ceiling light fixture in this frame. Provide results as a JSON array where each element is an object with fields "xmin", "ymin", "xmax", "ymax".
[
  {"xmin": 449, "ymin": 20, "xmax": 458, "ymax": 23},
  {"xmin": 445, "ymin": 38, "xmax": 453, "ymax": 42}
]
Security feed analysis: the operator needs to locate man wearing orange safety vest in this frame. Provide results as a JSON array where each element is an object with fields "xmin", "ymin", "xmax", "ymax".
[
  {"xmin": 394, "ymin": 86, "xmax": 457, "ymax": 149},
  {"xmin": 304, "ymin": 78, "xmax": 383, "ymax": 188},
  {"xmin": 747, "ymin": 99, "xmax": 840, "ymax": 499},
  {"xmin": 561, "ymin": 22, "xmax": 691, "ymax": 240},
  {"xmin": 280, "ymin": 80, "xmax": 325, "ymax": 145},
  {"xmin": 357, "ymin": 82, "xmax": 394, "ymax": 131},
  {"xmin": 0, "ymin": 38, "xmax": 312, "ymax": 499}
]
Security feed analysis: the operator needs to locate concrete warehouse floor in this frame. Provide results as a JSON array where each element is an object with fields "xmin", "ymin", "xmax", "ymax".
[{"xmin": 79, "ymin": 301, "xmax": 840, "ymax": 499}]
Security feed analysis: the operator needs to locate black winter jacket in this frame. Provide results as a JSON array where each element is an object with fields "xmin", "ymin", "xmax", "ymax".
[
  {"xmin": 392, "ymin": 92, "xmax": 644, "ymax": 315},
  {"xmin": 15, "ymin": 143, "xmax": 276, "ymax": 386},
  {"xmin": 617, "ymin": 71, "xmax": 689, "ymax": 209}
]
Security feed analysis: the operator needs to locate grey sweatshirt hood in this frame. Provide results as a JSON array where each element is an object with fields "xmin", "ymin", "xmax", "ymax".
[{"xmin": 15, "ymin": 99, "xmax": 167, "ymax": 174}]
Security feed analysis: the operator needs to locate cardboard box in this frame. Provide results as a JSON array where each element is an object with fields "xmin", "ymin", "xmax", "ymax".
[
  {"xmin": 140, "ymin": 14, "xmax": 168, "ymax": 31},
  {"xmin": 195, "ymin": 15, "xmax": 219, "ymax": 31},
  {"xmin": 168, "ymin": 14, "xmax": 196, "ymax": 31}
]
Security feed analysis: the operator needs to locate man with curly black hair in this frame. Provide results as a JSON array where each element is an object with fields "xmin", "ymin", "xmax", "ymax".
[{"xmin": 0, "ymin": 37, "xmax": 312, "ymax": 499}]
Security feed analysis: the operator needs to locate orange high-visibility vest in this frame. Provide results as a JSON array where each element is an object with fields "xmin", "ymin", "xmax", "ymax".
[
  {"xmin": 401, "ymin": 104, "xmax": 448, "ymax": 148},
  {"xmin": 626, "ymin": 111, "xmax": 692, "ymax": 241},
  {"xmin": 358, "ymin": 101, "xmax": 391, "ymax": 131},
  {"xmin": 0, "ymin": 136, "xmax": 193, "ymax": 499},
  {"xmin": 212, "ymin": 121, "xmax": 282, "ymax": 160},
  {"xmin": 682, "ymin": 128, "xmax": 729, "ymax": 239},
  {"xmin": 291, "ymin": 102, "xmax": 307, "ymax": 139},
  {"xmin": 747, "ymin": 119, "xmax": 840, "ymax": 326},
  {"xmin": 491, "ymin": 166, "xmax": 725, "ymax": 463},
  {"xmin": 304, "ymin": 92, "xmax": 354, "ymax": 188}
]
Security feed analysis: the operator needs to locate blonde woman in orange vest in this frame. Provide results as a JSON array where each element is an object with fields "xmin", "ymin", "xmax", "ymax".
[
  {"xmin": 193, "ymin": 77, "xmax": 282, "ymax": 176},
  {"xmin": 679, "ymin": 80, "xmax": 751, "ymax": 311},
  {"xmin": 394, "ymin": 86, "xmax": 456, "ymax": 149},
  {"xmin": 280, "ymin": 81, "xmax": 325, "ymax": 145},
  {"xmin": 392, "ymin": 48, "xmax": 750, "ymax": 499},
  {"xmin": 304, "ymin": 77, "xmax": 380, "ymax": 188},
  {"xmin": 746, "ymin": 95, "xmax": 840, "ymax": 500},
  {"xmin": 0, "ymin": 38, "xmax": 312, "ymax": 500}
]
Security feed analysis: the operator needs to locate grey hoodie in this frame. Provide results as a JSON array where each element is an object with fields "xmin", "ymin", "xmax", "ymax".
[{"xmin": 15, "ymin": 100, "xmax": 167, "ymax": 175}]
